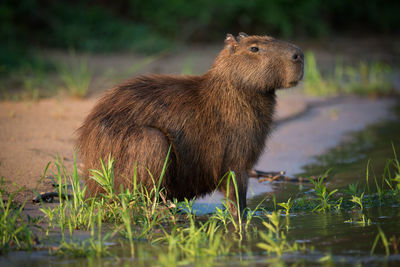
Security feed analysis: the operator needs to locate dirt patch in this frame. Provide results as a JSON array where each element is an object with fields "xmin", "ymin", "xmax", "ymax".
[{"xmin": 0, "ymin": 98, "xmax": 96, "ymax": 201}]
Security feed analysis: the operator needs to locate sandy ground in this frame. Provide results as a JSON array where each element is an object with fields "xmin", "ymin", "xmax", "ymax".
[{"xmin": 0, "ymin": 98, "xmax": 95, "ymax": 199}]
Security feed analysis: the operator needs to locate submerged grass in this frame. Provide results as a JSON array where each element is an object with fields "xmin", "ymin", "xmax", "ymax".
[
  {"xmin": 29, "ymin": 152, "xmax": 310, "ymax": 263},
  {"xmin": 154, "ymin": 216, "xmax": 231, "ymax": 265},
  {"xmin": 257, "ymin": 211, "xmax": 307, "ymax": 257},
  {"xmin": 1, "ymin": 143, "xmax": 400, "ymax": 264},
  {"xmin": 279, "ymin": 145, "xmax": 400, "ymax": 216},
  {"xmin": 54, "ymin": 205, "xmax": 111, "ymax": 258}
]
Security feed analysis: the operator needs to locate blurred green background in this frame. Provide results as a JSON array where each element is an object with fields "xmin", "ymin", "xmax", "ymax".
[
  {"xmin": 1, "ymin": 0, "xmax": 399, "ymax": 100},
  {"xmin": 2, "ymin": 0, "xmax": 400, "ymax": 73}
]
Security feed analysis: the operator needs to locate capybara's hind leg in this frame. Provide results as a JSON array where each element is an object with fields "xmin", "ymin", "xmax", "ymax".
[{"xmin": 114, "ymin": 126, "xmax": 174, "ymax": 194}]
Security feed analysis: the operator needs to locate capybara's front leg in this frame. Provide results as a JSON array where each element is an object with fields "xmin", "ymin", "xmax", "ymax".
[{"xmin": 220, "ymin": 171, "xmax": 248, "ymax": 219}]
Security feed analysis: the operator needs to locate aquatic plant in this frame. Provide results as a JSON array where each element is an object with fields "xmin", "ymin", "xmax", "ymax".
[
  {"xmin": 344, "ymin": 182, "xmax": 361, "ymax": 196},
  {"xmin": 40, "ymin": 154, "xmax": 94, "ymax": 233},
  {"xmin": 4, "ymin": 142, "xmax": 398, "ymax": 264},
  {"xmin": 308, "ymin": 171, "xmax": 341, "ymax": 212},
  {"xmin": 257, "ymin": 211, "xmax": 305, "ymax": 257},
  {"xmin": 350, "ymin": 192, "xmax": 364, "ymax": 211},
  {"xmin": 278, "ymin": 197, "xmax": 294, "ymax": 216},
  {"xmin": 54, "ymin": 204, "xmax": 111, "ymax": 257},
  {"xmin": 0, "ymin": 178, "xmax": 34, "ymax": 254}
]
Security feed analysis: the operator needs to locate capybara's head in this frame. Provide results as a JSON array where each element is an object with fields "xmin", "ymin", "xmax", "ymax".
[{"xmin": 213, "ymin": 32, "xmax": 304, "ymax": 92}]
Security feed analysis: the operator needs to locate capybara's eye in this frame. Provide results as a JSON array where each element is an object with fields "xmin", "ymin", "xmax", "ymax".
[{"xmin": 249, "ymin": 47, "xmax": 259, "ymax": 53}]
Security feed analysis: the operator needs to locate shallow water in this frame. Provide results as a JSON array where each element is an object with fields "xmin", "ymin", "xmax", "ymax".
[
  {"xmin": 206, "ymin": 101, "xmax": 400, "ymax": 265},
  {"xmin": 248, "ymin": 102, "xmax": 400, "ymax": 265},
  {"xmin": 1, "ymin": 102, "xmax": 400, "ymax": 266}
]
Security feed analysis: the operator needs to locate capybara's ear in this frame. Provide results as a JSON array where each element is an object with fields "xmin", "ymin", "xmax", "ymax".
[
  {"xmin": 237, "ymin": 32, "xmax": 248, "ymax": 40},
  {"xmin": 225, "ymin": 33, "xmax": 237, "ymax": 52},
  {"xmin": 225, "ymin": 33, "xmax": 236, "ymax": 44}
]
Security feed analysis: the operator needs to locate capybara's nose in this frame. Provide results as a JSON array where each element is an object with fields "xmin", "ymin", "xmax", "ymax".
[{"xmin": 291, "ymin": 49, "xmax": 304, "ymax": 63}]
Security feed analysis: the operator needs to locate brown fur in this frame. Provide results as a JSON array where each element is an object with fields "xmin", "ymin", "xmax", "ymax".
[{"xmin": 77, "ymin": 33, "xmax": 304, "ymax": 215}]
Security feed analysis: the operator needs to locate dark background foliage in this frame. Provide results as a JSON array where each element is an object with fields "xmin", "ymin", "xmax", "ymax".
[{"xmin": 1, "ymin": 0, "xmax": 399, "ymax": 73}]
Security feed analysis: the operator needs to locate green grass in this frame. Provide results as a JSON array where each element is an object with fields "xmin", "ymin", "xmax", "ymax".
[
  {"xmin": 1, "ymin": 50, "xmax": 167, "ymax": 101},
  {"xmin": 33, "ymin": 152, "xmax": 395, "ymax": 261},
  {"xmin": 154, "ymin": 216, "xmax": 231, "ymax": 265},
  {"xmin": 1, "ymin": 51, "xmax": 95, "ymax": 101},
  {"xmin": 0, "ymin": 177, "xmax": 34, "ymax": 254},
  {"xmin": 287, "ymin": 146, "xmax": 400, "ymax": 214},
  {"xmin": 257, "ymin": 211, "xmax": 307, "ymax": 257},
  {"xmin": 2, "ymin": 48, "xmax": 395, "ymax": 102},
  {"xmin": 57, "ymin": 53, "xmax": 93, "ymax": 98},
  {"xmin": 304, "ymin": 51, "xmax": 395, "ymax": 97},
  {"xmin": 29, "ymin": 153, "xmax": 276, "ymax": 262},
  {"xmin": 304, "ymin": 51, "xmax": 338, "ymax": 96},
  {"xmin": 54, "ymin": 205, "xmax": 111, "ymax": 258},
  {"xmin": 1, "ymin": 143, "xmax": 400, "ymax": 263},
  {"xmin": 0, "ymin": 59, "xmax": 56, "ymax": 101},
  {"xmin": 308, "ymin": 171, "xmax": 342, "ymax": 212},
  {"xmin": 278, "ymin": 197, "xmax": 294, "ymax": 216}
]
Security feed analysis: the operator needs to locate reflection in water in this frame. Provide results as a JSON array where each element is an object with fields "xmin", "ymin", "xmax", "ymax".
[{"xmin": 249, "ymin": 104, "xmax": 400, "ymax": 264}]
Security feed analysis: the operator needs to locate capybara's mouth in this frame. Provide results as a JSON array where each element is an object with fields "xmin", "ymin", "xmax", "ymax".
[{"xmin": 290, "ymin": 69, "xmax": 304, "ymax": 86}]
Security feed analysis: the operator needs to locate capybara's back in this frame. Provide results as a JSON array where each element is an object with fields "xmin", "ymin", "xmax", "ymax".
[{"xmin": 77, "ymin": 33, "xmax": 304, "ymax": 214}]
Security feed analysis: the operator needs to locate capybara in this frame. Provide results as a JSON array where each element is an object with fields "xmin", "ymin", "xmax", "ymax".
[{"xmin": 77, "ymin": 33, "xmax": 304, "ymax": 215}]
